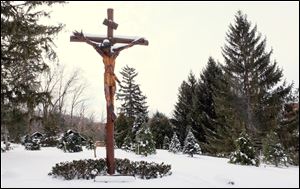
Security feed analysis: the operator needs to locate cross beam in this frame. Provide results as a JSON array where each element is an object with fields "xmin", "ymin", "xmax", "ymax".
[{"xmin": 70, "ymin": 34, "xmax": 149, "ymax": 45}]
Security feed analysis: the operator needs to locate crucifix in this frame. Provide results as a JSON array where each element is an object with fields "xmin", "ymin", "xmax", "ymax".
[{"xmin": 70, "ymin": 8, "xmax": 148, "ymax": 175}]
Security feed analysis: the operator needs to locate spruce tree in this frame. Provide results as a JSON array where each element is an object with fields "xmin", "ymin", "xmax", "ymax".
[
  {"xmin": 229, "ymin": 131, "xmax": 259, "ymax": 166},
  {"xmin": 163, "ymin": 135, "xmax": 170, "ymax": 150},
  {"xmin": 117, "ymin": 65, "xmax": 148, "ymax": 120},
  {"xmin": 277, "ymin": 87, "xmax": 299, "ymax": 165},
  {"xmin": 172, "ymin": 72, "xmax": 197, "ymax": 144},
  {"xmin": 204, "ymin": 72, "xmax": 242, "ymax": 156},
  {"xmin": 169, "ymin": 132, "xmax": 181, "ymax": 153},
  {"xmin": 222, "ymin": 10, "xmax": 291, "ymax": 136},
  {"xmin": 132, "ymin": 112, "xmax": 148, "ymax": 137},
  {"xmin": 149, "ymin": 111, "xmax": 173, "ymax": 149},
  {"xmin": 262, "ymin": 132, "xmax": 287, "ymax": 167},
  {"xmin": 192, "ymin": 57, "xmax": 224, "ymax": 152},
  {"xmin": 183, "ymin": 129, "xmax": 201, "ymax": 157},
  {"xmin": 135, "ymin": 123, "xmax": 156, "ymax": 156}
]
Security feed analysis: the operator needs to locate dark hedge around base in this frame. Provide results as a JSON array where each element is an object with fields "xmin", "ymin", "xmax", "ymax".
[{"xmin": 48, "ymin": 158, "xmax": 172, "ymax": 180}]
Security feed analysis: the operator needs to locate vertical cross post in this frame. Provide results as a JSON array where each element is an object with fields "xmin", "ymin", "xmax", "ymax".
[
  {"xmin": 107, "ymin": 9, "xmax": 113, "ymax": 39},
  {"xmin": 106, "ymin": 90, "xmax": 115, "ymax": 175},
  {"xmin": 105, "ymin": 9, "xmax": 116, "ymax": 175},
  {"xmin": 103, "ymin": 8, "xmax": 118, "ymax": 43}
]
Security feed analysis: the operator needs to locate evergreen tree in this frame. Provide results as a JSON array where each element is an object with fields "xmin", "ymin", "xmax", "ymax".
[
  {"xmin": 115, "ymin": 113, "xmax": 132, "ymax": 148},
  {"xmin": 169, "ymin": 132, "xmax": 181, "ymax": 153},
  {"xmin": 183, "ymin": 129, "xmax": 201, "ymax": 157},
  {"xmin": 192, "ymin": 57, "xmax": 224, "ymax": 152},
  {"xmin": 132, "ymin": 112, "xmax": 148, "ymax": 137},
  {"xmin": 135, "ymin": 123, "xmax": 156, "ymax": 156},
  {"xmin": 222, "ymin": 10, "xmax": 291, "ymax": 136},
  {"xmin": 262, "ymin": 132, "xmax": 287, "ymax": 167},
  {"xmin": 121, "ymin": 133, "xmax": 134, "ymax": 151},
  {"xmin": 172, "ymin": 72, "xmax": 197, "ymax": 144},
  {"xmin": 149, "ymin": 111, "xmax": 173, "ymax": 149},
  {"xmin": 1, "ymin": 1, "xmax": 64, "ymax": 137},
  {"xmin": 162, "ymin": 135, "xmax": 170, "ymax": 150},
  {"xmin": 117, "ymin": 65, "xmax": 148, "ymax": 120},
  {"xmin": 229, "ymin": 131, "xmax": 259, "ymax": 166},
  {"xmin": 277, "ymin": 87, "xmax": 299, "ymax": 165},
  {"xmin": 204, "ymin": 72, "xmax": 242, "ymax": 156}
]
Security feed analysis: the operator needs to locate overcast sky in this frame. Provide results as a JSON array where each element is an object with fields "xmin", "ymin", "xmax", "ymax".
[{"xmin": 49, "ymin": 1, "xmax": 299, "ymax": 121}]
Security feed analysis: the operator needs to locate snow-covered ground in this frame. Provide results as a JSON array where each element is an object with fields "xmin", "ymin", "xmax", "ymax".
[{"xmin": 1, "ymin": 144, "xmax": 299, "ymax": 188}]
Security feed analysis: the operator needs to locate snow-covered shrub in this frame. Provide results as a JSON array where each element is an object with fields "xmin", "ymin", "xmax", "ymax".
[
  {"xmin": 229, "ymin": 132, "xmax": 259, "ymax": 166},
  {"xmin": 25, "ymin": 139, "xmax": 41, "ymax": 150},
  {"xmin": 1, "ymin": 141, "xmax": 12, "ymax": 152},
  {"xmin": 21, "ymin": 135, "xmax": 31, "ymax": 145},
  {"xmin": 57, "ymin": 130, "xmax": 84, "ymax": 153},
  {"xmin": 169, "ymin": 132, "xmax": 181, "ymax": 153},
  {"xmin": 40, "ymin": 136, "xmax": 59, "ymax": 147},
  {"xmin": 49, "ymin": 159, "xmax": 107, "ymax": 180},
  {"xmin": 49, "ymin": 158, "xmax": 172, "ymax": 180},
  {"xmin": 21, "ymin": 134, "xmax": 41, "ymax": 150},
  {"xmin": 131, "ymin": 160, "xmax": 172, "ymax": 179},
  {"xmin": 183, "ymin": 130, "xmax": 201, "ymax": 157},
  {"xmin": 134, "ymin": 123, "xmax": 156, "ymax": 156},
  {"xmin": 162, "ymin": 135, "xmax": 170, "ymax": 150},
  {"xmin": 262, "ymin": 132, "xmax": 288, "ymax": 167}
]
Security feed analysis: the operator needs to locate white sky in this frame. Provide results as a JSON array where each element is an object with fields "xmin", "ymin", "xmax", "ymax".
[{"xmin": 49, "ymin": 1, "xmax": 299, "ymax": 121}]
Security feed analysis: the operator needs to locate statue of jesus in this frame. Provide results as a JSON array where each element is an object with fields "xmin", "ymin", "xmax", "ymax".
[{"xmin": 73, "ymin": 31, "xmax": 144, "ymax": 120}]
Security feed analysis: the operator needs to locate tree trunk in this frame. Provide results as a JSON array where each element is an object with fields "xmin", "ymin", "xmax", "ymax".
[{"xmin": 4, "ymin": 125, "xmax": 9, "ymax": 151}]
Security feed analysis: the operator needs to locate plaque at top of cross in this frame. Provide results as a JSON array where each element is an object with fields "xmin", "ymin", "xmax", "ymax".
[{"xmin": 70, "ymin": 8, "xmax": 148, "ymax": 176}]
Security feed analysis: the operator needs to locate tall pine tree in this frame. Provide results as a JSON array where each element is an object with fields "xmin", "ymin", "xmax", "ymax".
[
  {"xmin": 222, "ymin": 11, "xmax": 291, "ymax": 138},
  {"xmin": 116, "ymin": 65, "xmax": 149, "ymax": 147}
]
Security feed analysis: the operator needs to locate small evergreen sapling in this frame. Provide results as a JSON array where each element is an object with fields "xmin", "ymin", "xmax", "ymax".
[
  {"xmin": 183, "ymin": 130, "xmax": 201, "ymax": 157},
  {"xmin": 135, "ymin": 123, "xmax": 156, "ymax": 156},
  {"xmin": 262, "ymin": 132, "xmax": 288, "ymax": 167},
  {"xmin": 169, "ymin": 132, "xmax": 181, "ymax": 153},
  {"xmin": 163, "ymin": 135, "xmax": 170, "ymax": 150},
  {"xmin": 229, "ymin": 132, "xmax": 259, "ymax": 166}
]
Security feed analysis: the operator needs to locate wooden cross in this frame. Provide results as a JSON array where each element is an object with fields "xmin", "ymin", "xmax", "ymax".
[{"xmin": 70, "ymin": 8, "xmax": 148, "ymax": 175}]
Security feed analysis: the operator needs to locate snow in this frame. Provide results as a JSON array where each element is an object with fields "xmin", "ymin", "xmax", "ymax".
[
  {"xmin": 94, "ymin": 176, "xmax": 136, "ymax": 183},
  {"xmin": 1, "ymin": 144, "xmax": 299, "ymax": 188},
  {"xmin": 82, "ymin": 33, "xmax": 140, "ymax": 40}
]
